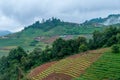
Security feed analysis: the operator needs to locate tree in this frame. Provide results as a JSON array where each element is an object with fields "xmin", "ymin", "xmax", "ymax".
[
  {"xmin": 116, "ymin": 33, "xmax": 120, "ymax": 44},
  {"xmin": 106, "ymin": 35, "xmax": 117, "ymax": 46},
  {"xmin": 75, "ymin": 37, "xmax": 87, "ymax": 52},
  {"xmin": 79, "ymin": 44, "xmax": 88, "ymax": 52},
  {"xmin": 9, "ymin": 47, "xmax": 27, "ymax": 62},
  {"xmin": 92, "ymin": 30, "xmax": 104, "ymax": 48},
  {"xmin": 52, "ymin": 38, "xmax": 66, "ymax": 58},
  {"xmin": 111, "ymin": 44, "xmax": 120, "ymax": 53}
]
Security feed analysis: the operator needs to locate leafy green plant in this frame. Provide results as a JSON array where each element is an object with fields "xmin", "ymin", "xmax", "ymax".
[
  {"xmin": 79, "ymin": 44, "xmax": 88, "ymax": 52},
  {"xmin": 111, "ymin": 44, "xmax": 120, "ymax": 53}
]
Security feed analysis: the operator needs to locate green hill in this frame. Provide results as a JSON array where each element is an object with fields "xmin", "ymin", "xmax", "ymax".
[
  {"xmin": 0, "ymin": 15, "xmax": 120, "ymax": 58},
  {"xmin": 0, "ymin": 18, "xmax": 105, "ymax": 57}
]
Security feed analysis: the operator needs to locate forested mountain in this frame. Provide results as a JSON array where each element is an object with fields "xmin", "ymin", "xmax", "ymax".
[
  {"xmin": 10, "ymin": 17, "xmax": 104, "ymax": 39},
  {"xmin": 6, "ymin": 14, "xmax": 120, "ymax": 39}
]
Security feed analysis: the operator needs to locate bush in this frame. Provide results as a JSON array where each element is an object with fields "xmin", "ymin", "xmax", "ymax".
[
  {"xmin": 29, "ymin": 40, "xmax": 39, "ymax": 46},
  {"xmin": 116, "ymin": 33, "xmax": 120, "ymax": 44},
  {"xmin": 111, "ymin": 44, "xmax": 120, "ymax": 53},
  {"xmin": 79, "ymin": 44, "xmax": 88, "ymax": 52}
]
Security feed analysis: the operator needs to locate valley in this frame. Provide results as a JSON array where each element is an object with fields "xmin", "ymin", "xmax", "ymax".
[{"xmin": 0, "ymin": 14, "xmax": 120, "ymax": 80}]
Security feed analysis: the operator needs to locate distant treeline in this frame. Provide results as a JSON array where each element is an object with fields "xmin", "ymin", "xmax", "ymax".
[{"xmin": 24, "ymin": 17, "xmax": 78, "ymax": 31}]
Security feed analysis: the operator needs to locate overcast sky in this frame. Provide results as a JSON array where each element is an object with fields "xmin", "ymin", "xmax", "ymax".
[{"xmin": 0, "ymin": 0, "xmax": 120, "ymax": 32}]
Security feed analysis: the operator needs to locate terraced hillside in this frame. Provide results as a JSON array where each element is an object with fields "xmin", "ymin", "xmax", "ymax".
[
  {"xmin": 75, "ymin": 49, "xmax": 120, "ymax": 80},
  {"xmin": 28, "ymin": 48, "xmax": 108, "ymax": 80}
]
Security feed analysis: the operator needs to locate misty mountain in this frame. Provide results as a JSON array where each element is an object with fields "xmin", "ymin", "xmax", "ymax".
[
  {"xmin": 83, "ymin": 14, "xmax": 120, "ymax": 26},
  {"xmin": 0, "ymin": 30, "xmax": 11, "ymax": 36},
  {"xmin": 8, "ymin": 14, "xmax": 120, "ymax": 38}
]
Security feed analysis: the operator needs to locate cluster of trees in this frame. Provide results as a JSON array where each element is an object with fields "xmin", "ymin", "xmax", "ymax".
[
  {"xmin": 51, "ymin": 37, "xmax": 87, "ymax": 59},
  {"xmin": 0, "ymin": 47, "xmax": 27, "ymax": 80},
  {"xmin": 112, "ymin": 44, "xmax": 120, "ymax": 53},
  {"xmin": 0, "ymin": 27, "xmax": 120, "ymax": 80},
  {"xmin": 0, "ymin": 37, "xmax": 88, "ymax": 80},
  {"xmin": 24, "ymin": 17, "xmax": 77, "ymax": 32},
  {"xmin": 89, "ymin": 27, "xmax": 120, "ymax": 49},
  {"xmin": 29, "ymin": 40, "xmax": 39, "ymax": 46}
]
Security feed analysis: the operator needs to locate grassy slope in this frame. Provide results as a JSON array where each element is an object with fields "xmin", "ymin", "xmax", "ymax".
[
  {"xmin": 28, "ymin": 48, "xmax": 108, "ymax": 80},
  {"xmin": 75, "ymin": 50, "xmax": 120, "ymax": 80},
  {"xmin": 0, "ymin": 25, "xmax": 104, "ymax": 57}
]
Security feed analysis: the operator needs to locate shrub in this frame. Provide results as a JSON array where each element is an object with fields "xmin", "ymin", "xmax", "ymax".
[
  {"xmin": 79, "ymin": 44, "xmax": 88, "ymax": 52},
  {"xmin": 116, "ymin": 33, "xmax": 120, "ymax": 44},
  {"xmin": 111, "ymin": 44, "xmax": 120, "ymax": 53}
]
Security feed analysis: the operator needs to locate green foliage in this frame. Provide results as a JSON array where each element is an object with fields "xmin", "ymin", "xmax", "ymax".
[
  {"xmin": 79, "ymin": 44, "xmax": 88, "ymax": 52},
  {"xmin": 9, "ymin": 47, "xmax": 27, "ymax": 61},
  {"xmin": 75, "ymin": 52, "xmax": 120, "ymax": 80},
  {"xmin": 0, "ymin": 24, "xmax": 120, "ymax": 80},
  {"xmin": 116, "ymin": 33, "xmax": 120, "ymax": 44},
  {"xmin": 89, "ymin": 27, "xmax": 120, "ymax": 49},
  {"xmin": 0, "ymin": 47, "xmax": 27, "ymax": 80},
  {"xmin": 111, "ymin": 44, "xmax": 120, "ymax": 53},
  {"xmin": 29, "ymin": 40, "xmax": 39, "ymax": 46},
  {"xmin": 52, "ymin": 37, "xmax": 87, "ymax": 59}
]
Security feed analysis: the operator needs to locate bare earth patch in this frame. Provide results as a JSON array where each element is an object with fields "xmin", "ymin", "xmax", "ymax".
[
  {"xmin": 28, "ymin": 61, "xmax": 57, "ymax": 79},
  {"xmin": 29, "ymin": 48, "xmax": 109, "ymax": 80},
  {"xmin": 43, "ymin": 73, "xmax": 73, "ymax": 80}
]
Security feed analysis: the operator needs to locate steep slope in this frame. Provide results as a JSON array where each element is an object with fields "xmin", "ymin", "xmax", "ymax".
[
  {"xmin": 28, "ymin": 48, "xmax": 108, "ymax": 80},
  {"xmin": 75, "ymin": 49, "xmax": 120, "ymax": 80}
]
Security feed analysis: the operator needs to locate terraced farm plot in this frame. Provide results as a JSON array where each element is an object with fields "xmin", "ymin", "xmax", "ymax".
[
  {"xmin": 28, "ymin": 61, "xmax": 57, "ymax": 79},
  {"xmin": 75, "ymin": 51, "xmax": 120, "ymax": 80},
  {"xmin": 28, "ymin": 48, "xmax": 108, "ymax": 80}
]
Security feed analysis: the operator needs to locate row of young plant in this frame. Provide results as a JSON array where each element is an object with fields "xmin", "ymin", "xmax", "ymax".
[{"xmin": 0, "ymin": 26, "xmax": 120, "ymax": 80}]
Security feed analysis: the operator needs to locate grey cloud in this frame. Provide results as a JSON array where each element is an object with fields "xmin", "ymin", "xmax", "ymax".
[{"xmin": 0, "ymin": 0, "xmax": 120, "ymax": 32}]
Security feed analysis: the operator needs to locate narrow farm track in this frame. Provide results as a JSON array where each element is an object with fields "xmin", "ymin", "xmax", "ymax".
[{"xmin": 29, "ymin": 48, "xmax": 109, "ymax": 80}]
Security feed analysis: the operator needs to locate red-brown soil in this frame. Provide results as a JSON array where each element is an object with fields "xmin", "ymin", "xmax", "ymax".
[
  {"xmin": 40, "ymin": 35, "xmax": 73, "ymax": 44},
  {"xmin": 28, "ymin": 48, "xmax": 109, "ymax": 80},
  {"xmin": 42, "ymin": 73, "xmax": 73, "ymax": 80},
  {"xmin": 43, "ymin": 36, "xmax": 58, "ymax": 43},
  {"xmin": 28, "ymin": 61, "xmax": 57, "ymax": 78}
]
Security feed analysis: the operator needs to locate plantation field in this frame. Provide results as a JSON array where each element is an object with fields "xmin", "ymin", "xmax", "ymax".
[
  {"xmin": 28, "ymin": 48, "xmax": 108, "ymax": 80},
  {"xmin": 0, "ymin": 34, "xmax": 92, "ymax": 58},
  {"xmin": 0, "ymin": 50, "xmax": 9, "ymax": 58},
  {"xmin": 75, "ymin": 50, "xmax": 120, "ymax": 80},
  {"xmin": 0, "ymin": 37, "xmax": 47, "ymax": 57},
  {"xmin": 0, "ymin": 46, "xmax": 17, "ymax": 58}
]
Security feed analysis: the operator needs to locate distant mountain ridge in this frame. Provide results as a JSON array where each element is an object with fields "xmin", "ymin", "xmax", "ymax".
[
  {"xmin": 83, "ymin": 14, "xmax": 120, "ymax": 26},
  {"xmin": 0, "ymin": 30, "xmax": 11, "ymax": 36},
  {"xmin": 7, "ymin": 14, "xmax": 120, "ymax": 38}
]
